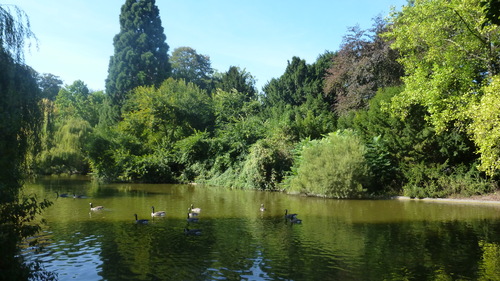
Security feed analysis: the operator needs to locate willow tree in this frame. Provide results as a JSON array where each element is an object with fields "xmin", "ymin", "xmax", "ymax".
[
  {"xmin": 1, "ymin": 5, "xmax": 54, "ymax": 280},
  {"xmin": 105, "ymin": 0, "xmax": 170, "ymax": 108}
]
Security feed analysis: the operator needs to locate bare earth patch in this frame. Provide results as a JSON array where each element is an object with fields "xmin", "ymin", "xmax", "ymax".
[{"xmin": 448, "ymin": 191, "xmax": 500, "ymax": 202}]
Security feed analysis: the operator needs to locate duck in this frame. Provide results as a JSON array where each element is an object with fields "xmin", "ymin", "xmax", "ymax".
[
  {"xmin": 134, "ymin": 214, "xmax": 149, "ymax": 224},
  {"xmin": 184, "ymin": 228, "xmax": 202, "ymax": 235},
  {"xmin": 73, "ymin": 193, "xmax": 86, "ymax": 199},
  {"xmin": 189, "ymin": 204, "xmax": 201, "ymax": 213},
  {"xmin": 285, "ymin": 209, "xmax": 298, "ymax": 219},
  {"xmin": 187, "ymin": 213, "xmax": 199, "ymax": 222},
  {"xmin": 151, "ymin": 206, "xmax": 166, "ymax": 217},
  {"xmin": 259, "ymin": 204, "xmax": 266, "ymax": 212},
  {"xmin": 89, "ymin": 202, "xmax": 104, "ymax": 211},
  {"xmin": 56, "ymin": 191, "xmax": 70, "ymax": 198},
  {"xmin": 289, "ymin": 217, "xmax": 302, "ymax": 224},
  {"xmin": 187, "ymin": 208, "xmax": 199, "ymax": 218}
]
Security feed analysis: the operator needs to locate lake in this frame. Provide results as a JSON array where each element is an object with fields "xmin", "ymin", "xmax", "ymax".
[{"xmin": 22, "ymin": 175, "xmax": 500, "ymax": 280}]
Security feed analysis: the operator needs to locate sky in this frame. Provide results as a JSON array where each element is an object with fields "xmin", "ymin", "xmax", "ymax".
[{"xmin": 6, "ymin": 0, "xmax": 407, "ymax": 92}]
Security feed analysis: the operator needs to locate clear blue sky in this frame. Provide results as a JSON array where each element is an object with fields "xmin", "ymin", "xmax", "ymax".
[{"xmin": 7, "ymin": 0, "xmax": 407, "ymax": 92}]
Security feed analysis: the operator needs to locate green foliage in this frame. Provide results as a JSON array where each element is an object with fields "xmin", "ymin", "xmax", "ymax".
[
  {"xmin": 231, "ymin": 136, "xmax": 293, "ymax": 190},
  {"xmin": 121, "ymin": 78, "xmax": 214, "ymax": 145},
  {"xmin": 285, "ymin": 130, "xmax": 369, "ymax": 198},
  {"xmin": 120, "ymin": 149, "xmax": 174, "ymax": 183},
  {"xmin": 467, "ymin": 75, "xmax": 500, "ymax": 176},
  {"xmin": 353, "ymin": 86, "xmax": 478, "ymax": 192},
  {"xmin": 213, "ymin": 88, "xmax": 260, "ymax": 124},
  {"xmin": 56, "ymin": 80, "xmax": 104, "ymax": 127},
  {"xmin": 216, "ymin": 66, "xmax": 257, "ymax": 99},
  {"xmin": 172, "ymin": 131, "xmax": 211, "ymax": 182},
  {"xmin": 0, "ymin": 4, "xmax": 37, "ymax": 62},
  {"xmin": 37, "ymin": 117, "xmax": 92, "ymax": 174},
  {"xmin": 0, "ymin": 193, "xmax": 54, "ymax": 281},
  {"xmin": 105, "ymin": 0, "xmax": 170, "ymax": 107},
  {"xmin": 402, "ymin": 162, "xmax": 496, "ymax": 198},
  {"xmin": 36, "ymin": 81, "xmax": 106, "ymax": 174},
  {"xmin": 0, "ymin": 6, "xmax": 53, "ymax": 278},
  {"xmin": 363, "ymin": 135, "xmax": 400, "ymax": 192},
  {"xmin": 86, "ymin": 128, "xmax": 122, "ymax": 180},
  {"xmin": 36, "ymin": 73, "xmax": 62, "ymax": 100},
  {"xmin": 170, "ymin": 46, "xmax": 214, "ymax": 91},
  {"xmin": 0, "ymin": 48, "xmax": 41, "ymax": 199},
  {"xmin": 262, "ymin": 52, "xmax": 333, "ymax": 108},
  {"xmin": 385, "ymin": 0, "xmax": 500, "ymax": 133},
  {"xmin": 262, "ymin": 95, "xmax": 336, "ymax": 143},
  {"xmin": 482, "ymin": 0, "xmax": 500, "ymax": 26}
]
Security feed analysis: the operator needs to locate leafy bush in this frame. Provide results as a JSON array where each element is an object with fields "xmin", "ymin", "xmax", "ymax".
[
  {"xmin": 403, "ymin": 162, "xmax": 496, "ymax": 198},
  {"xmin": 285, "ymin": 130, "xmax": 369, "ymax": 198},
  {"xmin": 121, "ymin": 152, "xmax": 173, "ymax": 183},
  {"xmin": 234, "ymin": 136, "xmax": 293, "ymax": 190}
]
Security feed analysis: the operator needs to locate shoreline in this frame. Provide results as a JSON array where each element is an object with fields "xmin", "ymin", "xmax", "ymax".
[{"xmin": 393, "ymin": 196, "xmax": 500, "ymax": 205}]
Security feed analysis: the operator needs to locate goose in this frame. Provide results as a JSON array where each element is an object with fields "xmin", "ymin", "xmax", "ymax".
[
  {"xmin": 134, "ymin": 214, "xmax": 149, "ymax": 224},
  {"xmin": 184, "ymin": 228, "xmax": 202, "ymax": 235},
  {"xmin": 187, "ymin": 208, "xmax": 199, "ymax": 218},
  {"xmin": 89, "ymin": 202, "xmax": 104, "ymax": 211},
  {"xmin": 151, "ymin": 206, "xmax": 166, "ymax": 217},
  {"xmin": 259, "ymin": 204, "xmax": 266, "ymax": 212},
  {"xmin": 187, "ymin": 213, "xmax": 199, "ymax": 222},
  {"xmin": 190, "ymin": 204, "xmax": 201, "ymax": 213},
  {"xmin": 56, "ymin": 191, "xmax": 69, "ymax": 198},
  {"xmin": 73, "ymin": 193, "xmax": 85, "ymax": 199},
  {"xmin": 285, "ymin": 209, "xmax": 298, "ymax": 219}
]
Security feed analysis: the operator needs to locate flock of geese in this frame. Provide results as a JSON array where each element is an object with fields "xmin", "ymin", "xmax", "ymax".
[{"xmin": 57, "ymin": 192, "xmax": 302, "ymax": 235}]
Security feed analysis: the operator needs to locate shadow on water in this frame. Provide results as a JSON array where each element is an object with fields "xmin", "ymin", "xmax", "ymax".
[{"xmin": 22, "ymin": 176, "xmax": 500, "ymax": 281}]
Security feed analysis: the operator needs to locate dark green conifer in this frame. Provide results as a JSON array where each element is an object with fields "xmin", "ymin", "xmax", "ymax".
[{"xmin": 105, "ymin": 0, "xmax": 170, "ymax": 108}]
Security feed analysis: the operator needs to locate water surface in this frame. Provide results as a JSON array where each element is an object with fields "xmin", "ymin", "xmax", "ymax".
[{"xmin": 23, "ymin": 176, "xmax": 500, "ymax": 280}]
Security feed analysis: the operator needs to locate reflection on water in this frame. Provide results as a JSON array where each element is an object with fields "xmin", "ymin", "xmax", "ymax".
[{"xmin": 22, "ymin": 176, "xmax": 500, "ymax": 280}]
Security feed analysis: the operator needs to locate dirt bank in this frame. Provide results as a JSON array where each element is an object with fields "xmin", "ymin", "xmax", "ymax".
[{"xmin": 392, "ymin": 191, "xmax": 500, "ymax": 205}]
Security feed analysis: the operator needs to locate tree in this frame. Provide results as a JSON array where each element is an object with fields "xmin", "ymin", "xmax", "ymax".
[
  {"xmin": 1, "ymin": 5, "xmax": 54, "ymax": 280},
  {"xmin": 105, "ymin": 0, "xmax": 170, "ymax": 108},
  {"xmin": 0, "ymin": 4, "xmax": 36, "ymax": 62},
  {"xmin": 37, "ymin": 73, "xmax": 62, "ymax": 100},
  {"xmin": 262, "ymin": 56, "xmax": 310, "ymax": 107},
  {"xmin": 385, "ymin": 0, "xmax": 500, "ymax": 133},
  {"xmin": 262, "ymin": 53, "xmax": 333, "ymax": 108},
  {"xmin": 468, "ymin": 76, "xmax": 500, "ymax": 176},
  {"xmin": 170, "ymin": 46, "xmax": 213, "ymax": 91},
  {"xmin": 216, "ymin": 66, "xmax": 257, "ymax": 99},
  {"xmin": 324, "ymin": 17, "xmax": 403, "ymax": 115}
]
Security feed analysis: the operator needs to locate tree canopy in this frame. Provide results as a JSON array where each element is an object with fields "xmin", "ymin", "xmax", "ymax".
[
  {"xmin": 170, "ymin": 46, "xmax": 213, "ymax": 91},
  {"xmin": 105, "ymin": 0, "xmax": 170, "ymax": 108}
]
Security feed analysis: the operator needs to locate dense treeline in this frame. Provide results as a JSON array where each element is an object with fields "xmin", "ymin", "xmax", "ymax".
[
  {"xmin": 3, "ymin": 0, "xmax": 500, "ymax": 279},
  {"xmin": 33, "ymin": 0, "xmax": 500, "ymax": 200}
]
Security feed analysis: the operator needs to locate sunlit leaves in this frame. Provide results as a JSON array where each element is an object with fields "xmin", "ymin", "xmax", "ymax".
[
  {"xmin": 120, "ymin": 78, "xmax": 214, "ymax": 146},
  {"xmin": 385, "ymin": 0, "xmax": 500, "ymax": 133},
  {"xmin": 468, "ymin": 75, "xmax": 500, "ymax": 175},
  {"xmin": 285, "ymin": 130, "xmax": 369, "ymax": 198}
]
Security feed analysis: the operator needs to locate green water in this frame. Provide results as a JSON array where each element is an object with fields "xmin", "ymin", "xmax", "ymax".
[{"xmin": 23, "ymin": 176, "xmax": 500, "ymax": 280}]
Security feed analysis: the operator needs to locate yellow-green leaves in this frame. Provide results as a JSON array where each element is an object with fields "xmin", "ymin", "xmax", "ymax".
[
  {"xmin": 386, "ymin": 0, "xmax": 498, "ymax": 133},
  {"xmin": 468, "ymin": 75, "xmax": 500, "ymax": 175}
]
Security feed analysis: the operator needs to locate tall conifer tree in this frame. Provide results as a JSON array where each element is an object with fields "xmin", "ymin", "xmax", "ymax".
[{"xmin": 106, "ymin": 0, "xmax": 170, "ymax": 107}]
